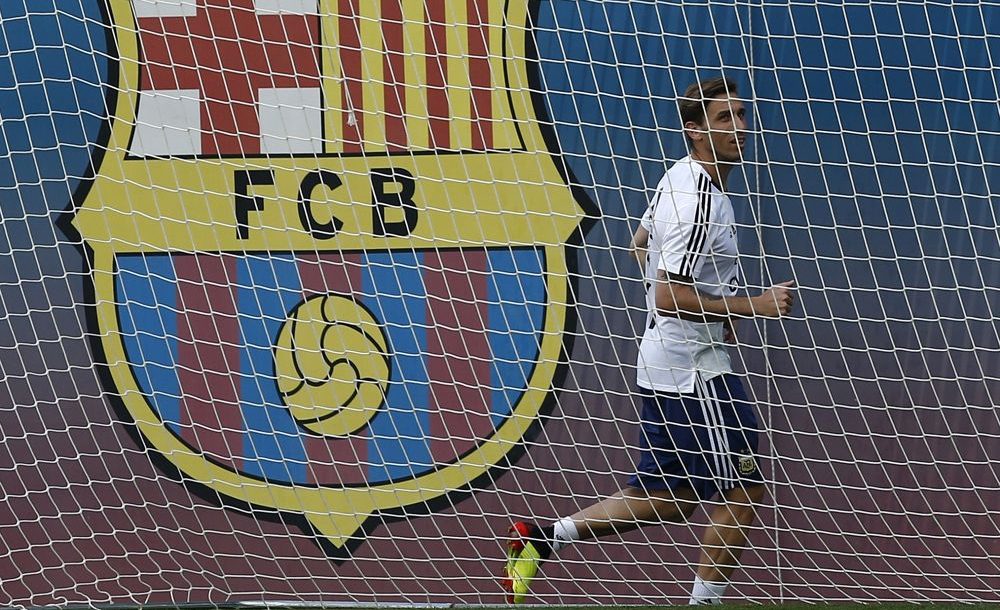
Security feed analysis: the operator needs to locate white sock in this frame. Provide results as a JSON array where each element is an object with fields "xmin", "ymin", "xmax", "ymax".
[
  {"xmin": 550, "ymin": 518, "xmax": 580, "ymax": 554},
  {"xmin": 688, "ymin": 576, "xmax": 727, "ymax": 605}
]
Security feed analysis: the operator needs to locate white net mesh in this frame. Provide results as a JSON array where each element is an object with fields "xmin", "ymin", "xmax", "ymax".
[{"xmin": 1, "ymin": 0, "xmax": 998, "ymax": 606}]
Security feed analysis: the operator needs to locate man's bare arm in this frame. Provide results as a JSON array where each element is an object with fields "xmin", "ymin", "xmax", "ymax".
[
  {"xmin": 630, "ymin": 225, "xmax": 650, "ymax": 266},
  {"xmin": 654, "ymin": 270, "xmax": 795, "ymax": 322}
]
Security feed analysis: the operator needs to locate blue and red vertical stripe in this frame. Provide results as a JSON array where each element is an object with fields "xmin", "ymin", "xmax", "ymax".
[{"xmin": 115, "ymin": 248, "xmax": 545, "ymax": 486}]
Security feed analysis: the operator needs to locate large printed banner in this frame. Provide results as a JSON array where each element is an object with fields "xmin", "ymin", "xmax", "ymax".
[
  {"xmin": 4, "ymin": 0, "xmax": 1000, "ymax": 605},
  {"xmin": 72, "ymin": 0, "xmax": 590, "ymax": 553}
]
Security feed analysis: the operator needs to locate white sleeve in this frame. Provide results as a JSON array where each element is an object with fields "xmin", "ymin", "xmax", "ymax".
[{"xmin": 652, "ymin": 177, "xmax": 713, "ymax": 279}]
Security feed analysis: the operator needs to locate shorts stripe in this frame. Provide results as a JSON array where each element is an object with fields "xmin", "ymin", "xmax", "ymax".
[
  {"xmin": 701, "ymin": 375, "xmax": 734, "ymax": 489},
  {"xmin": 694, "ymin": 377, "xmax": 724, "ymax": 480},
  {"xmin": 707, "ymin": 378, "xmax": 733, "ymax": 487}
]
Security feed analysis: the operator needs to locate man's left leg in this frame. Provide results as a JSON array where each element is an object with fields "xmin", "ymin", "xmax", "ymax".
[{"xmin": 690, "ymin": 483, "xmax": 767, "ymax": 604}]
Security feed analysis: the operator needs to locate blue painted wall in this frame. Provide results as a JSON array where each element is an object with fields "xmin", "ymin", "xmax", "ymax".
[{"xmin": 4, "ymin": 1, "xmax": 995, "ymax": 399}]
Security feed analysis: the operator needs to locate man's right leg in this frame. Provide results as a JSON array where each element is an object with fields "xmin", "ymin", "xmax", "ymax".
[
  {"xmin": 688, "ymin": 482, "xmax": 766, "ymax": 605},
  {"xmin": 688, "ymin": 373, "xmax": 767, "ymax": 605},
  {"xmin": 504, "ymin": 485, "xmax": 699, "ymax": 603}
]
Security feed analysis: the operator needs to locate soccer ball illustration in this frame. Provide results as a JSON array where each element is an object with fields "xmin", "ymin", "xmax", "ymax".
[{"xmin": 274, "ymin": 294, "xmax": 390, "ymax": 436}]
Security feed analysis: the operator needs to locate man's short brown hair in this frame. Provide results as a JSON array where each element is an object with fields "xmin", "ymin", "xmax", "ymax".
[{"xmin": 678, "ymin": 76, "xmax": 738, "ymax": 140}]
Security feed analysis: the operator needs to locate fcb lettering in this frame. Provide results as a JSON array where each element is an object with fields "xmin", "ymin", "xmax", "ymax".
[{"xmin": 234, "ymin": 168, "xmax": 417, "ymax": 240}]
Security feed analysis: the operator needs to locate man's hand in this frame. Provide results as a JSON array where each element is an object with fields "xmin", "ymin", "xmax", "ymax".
[{"xmin": 752, "ymin": 280, "xmax": 796, "ymax": 317}]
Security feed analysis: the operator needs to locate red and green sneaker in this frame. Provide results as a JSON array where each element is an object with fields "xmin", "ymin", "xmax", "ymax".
[{"xmin": 503, "ymin": 522, "xmax": 546, "ymax": 604}]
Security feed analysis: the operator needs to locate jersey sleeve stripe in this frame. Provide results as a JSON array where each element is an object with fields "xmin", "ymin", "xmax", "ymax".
[
  {"xmin": 690, "ymin": 181, "xmax": 712, "ymax": 269},
  {"xmin": 679, "ymin": 173, "xmax": 712, "ymax": 277}
]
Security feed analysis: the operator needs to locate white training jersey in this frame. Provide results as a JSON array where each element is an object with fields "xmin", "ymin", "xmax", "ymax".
[{"xmin": 637, "ymin": 156, "xmax": 740, "ymax": 394}]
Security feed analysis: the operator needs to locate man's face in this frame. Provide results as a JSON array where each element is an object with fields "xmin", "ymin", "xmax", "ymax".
[{"xmin": 692, "ymin": 94, "xmax": 748, "ymax": 163}]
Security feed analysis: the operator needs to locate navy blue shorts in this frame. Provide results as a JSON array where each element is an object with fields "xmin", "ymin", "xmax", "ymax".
[{"xmin": 627, "ymin": 373, "xmax": 765, "ymax": 500}]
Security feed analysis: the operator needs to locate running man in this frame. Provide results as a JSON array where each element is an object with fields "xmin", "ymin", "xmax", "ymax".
[{"xmin": 503, "ymin": 76, "xmax": 795, "ymax": 605}]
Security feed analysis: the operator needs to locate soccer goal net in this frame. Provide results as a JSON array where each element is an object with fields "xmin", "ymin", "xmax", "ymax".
[{"xmin": 1, "ymin": 0, "xmax": 997, "ymax": 606}]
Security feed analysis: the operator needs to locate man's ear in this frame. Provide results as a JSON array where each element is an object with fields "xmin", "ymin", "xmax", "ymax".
[{"xmin": 684, "ymin": 120, "xmax": 704, "ymax": 144}]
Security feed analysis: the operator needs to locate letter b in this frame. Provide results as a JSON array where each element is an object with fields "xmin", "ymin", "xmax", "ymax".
[{"xmin": 371, "ymin": 168, "xmax": 417, "ymax": 237}]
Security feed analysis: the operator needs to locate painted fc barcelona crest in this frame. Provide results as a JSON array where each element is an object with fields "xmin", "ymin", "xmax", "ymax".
[{"xmin": 72, "ymin": 0, "xmax": 592, "ymax": 553}]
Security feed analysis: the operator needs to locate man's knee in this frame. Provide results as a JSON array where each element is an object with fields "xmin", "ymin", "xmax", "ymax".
[{"xmin": 714, "ymin": 483, "xmax": 766, "ymax": 525}]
